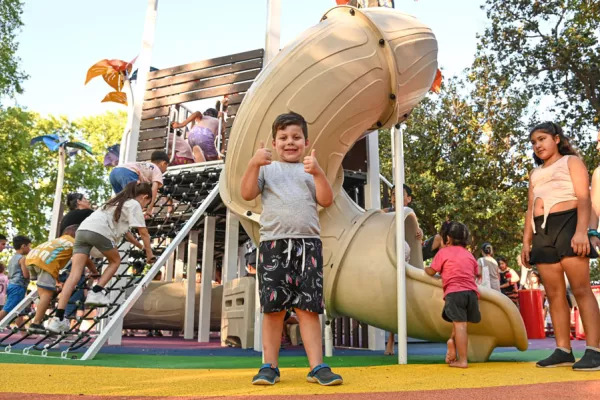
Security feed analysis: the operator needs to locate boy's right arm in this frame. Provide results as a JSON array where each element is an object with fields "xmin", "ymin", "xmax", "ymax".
[
  {"xmin": 172, "ymin": 111, "xmax": 201, "ymax": 129},
  {"xmin": 240, "ymin": 141, "xmax": 271, "ymax": 201}
]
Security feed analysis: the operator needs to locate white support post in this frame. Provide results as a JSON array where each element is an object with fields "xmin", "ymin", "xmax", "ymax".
[
  {"xmin": 125, "ymin": 0, "xmax": 159, "ymax": 163},
  {"xmin": 107, "ymin": 243, "xmax": 133, "ymax": 345},
  {"xmin": 223, "ymin": 209, "xmax": 240, "ymax": 283},
  {"xmin": 184, "ymin": 231, "xmax": 199, "ymax": 339},
  {"xmin": 175, "ymin": 241, "xmax": 186, "ymax": 282},
  {"xmin": 49, "ymin": 147, "xmax": 66, "ymax": 240},
  {"xmin": 365, "ymin": 132, "xmax": 386, "ymax": 351},
  {"xmin": 390, "ymin": 128, "xmax": 396, "ymax": 185},
  {"xmin": 264, "ymin": 0, "xmax": 281, "ymax": 64},
  {"xmin": 198, "ymin": 216, "xmax": 216, "ymax": 342},
  {"xmin": 253, "ymin": 246, "xmax": 263, "ymax": 353},
  {"xmin": 165, "ymin": 238, "xmax": 175, "ymax": 282},
  {"xmin": 394, "ymin": 125, "xmax": 407, "ymax": 364}
]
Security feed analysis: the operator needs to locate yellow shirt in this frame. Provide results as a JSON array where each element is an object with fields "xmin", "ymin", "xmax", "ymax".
[{"xmin": 26, "ymin": 235, "xmax": 75, "ymax": 279}]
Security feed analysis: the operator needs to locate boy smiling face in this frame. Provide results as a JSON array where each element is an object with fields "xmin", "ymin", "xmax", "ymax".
[{"xmin": 272, "ymin": 124, "xmax": 308, "ymax": 163}]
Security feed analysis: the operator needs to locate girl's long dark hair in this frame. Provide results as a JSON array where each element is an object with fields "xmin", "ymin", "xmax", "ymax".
[
  {"xmin": 104, "ymin": 182, "xmax": 152, "ymax": 222},
  {"xmin": 529, "ymin": 122, "xmax": 579, "ymax": 166}
]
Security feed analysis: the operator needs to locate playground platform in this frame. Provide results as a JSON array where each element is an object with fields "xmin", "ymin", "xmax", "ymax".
[{"xmin": 0, "ymin": 336, "xmax": 598, "ymax": 399}]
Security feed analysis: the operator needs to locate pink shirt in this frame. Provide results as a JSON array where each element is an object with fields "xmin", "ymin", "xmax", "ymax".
[
  {"xmin": 169, "ymin": 131, "xmax": 194, "ymax": 160},
  {"xmin": 0, "ymin": 274, "xmax": 8, "ymax": 305},
  {"xmin": 430, "ymin": 246, "xmax": 479, "ymax": 298},
  {"xmin": 122, "ymin": 162, "xmax": 163, "ymax": 186}
]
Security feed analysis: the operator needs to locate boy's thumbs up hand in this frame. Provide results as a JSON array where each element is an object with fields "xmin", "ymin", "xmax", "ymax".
[
  {"xmin": 303, "ymin": 149, "xmax": 323, "ymax": 176},
  {"xmin": 251, "ymin": 140, "xmax": 272, "ymax": 167}
]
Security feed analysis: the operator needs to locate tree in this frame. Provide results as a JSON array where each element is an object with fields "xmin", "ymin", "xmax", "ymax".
[
  {"xmin": 0, "ymin": 109, "xmax": 125, "ymax": 245},
  {"xmin": 478, "ymin": 0, "xmax": 600, "ymax": 166},
  {"xmin": 0, "ymin": 0, "xmax": 27, "ymax": 98},
  {"xmin": 380, "ymin": 70, "xmax": 533, "ymax": 263}
]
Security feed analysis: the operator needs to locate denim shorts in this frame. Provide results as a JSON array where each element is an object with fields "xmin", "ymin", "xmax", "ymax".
[
  {"xmin": 109, "ymin": 167, "xmax": 139, "ymax": 193},
  {"xmin": 2, "ymin": 284, "xmax": 26, "ymax": 313}
]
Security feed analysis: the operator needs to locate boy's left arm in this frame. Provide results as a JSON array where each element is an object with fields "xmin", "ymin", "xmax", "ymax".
[
  {"xmin": 147, "ymin": 181, "xmax": 160, "ymax": 217},
  {"xmin": 303, "ymin": 150, "xmax": 333, "ymax": 208},
  {"xmin": 424, "ymin": 266, "xmax": 437, "ymax": 276},
  {"xmin": 19, "ymin": 257, "xmax": 29, "ymax": 280}
]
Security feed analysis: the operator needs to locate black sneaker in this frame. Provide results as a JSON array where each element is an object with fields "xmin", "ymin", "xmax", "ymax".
[
  {"xmin": 306, "ymin": 364, "xmax": 343, "ymax": 386},
  {"xmin": 572, "ymin": 349, "xmax": 600, "ymax": 371},
  {"xmin": 536, "ymin": 348, "xmax": 575, "ymax": 368},
  {"xmin": 252, "ymin": 364, "xmax": 280, "ymax": 385},
  {"xmin": 28, "ymin": 323, "xmax": 47, "ymax": 334}
]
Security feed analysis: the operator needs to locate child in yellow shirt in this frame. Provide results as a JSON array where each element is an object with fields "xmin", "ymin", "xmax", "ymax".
[{"xmin": 26, "ymin": 225, "xmax": 98, "ymax": 334}]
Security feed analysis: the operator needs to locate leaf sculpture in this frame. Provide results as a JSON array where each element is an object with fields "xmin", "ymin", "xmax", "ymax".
[
  {"xmin": 430, "ymin": 68, "xmax": 443, "ymax": 93},
  {"xmin": 30, "ymin": 134, "xmax": 93, "ymax": 156},
  {"xmin": 85, "ymin": 57, "xmax": 136, "ymax": 105}
]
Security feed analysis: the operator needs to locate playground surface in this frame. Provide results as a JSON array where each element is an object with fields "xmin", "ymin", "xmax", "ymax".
[{"xmin": 0, "ymin": 337, "xmax": 598, "ymax": 399}]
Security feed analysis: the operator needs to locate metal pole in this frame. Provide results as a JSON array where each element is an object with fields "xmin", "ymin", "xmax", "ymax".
[
  {"xmin": 394, "ymin": 124, "xmax": 407, "ymax": 364},
  {"xmin": 49, "ymin": 147, "xmax": 66, "ymax": 240},
  {"xmin": 264, "ymin": 0, "xmax": 281, "ymax": 64},
  {"xmin": 390, "ymin": 127, "xmax": 396, "ymax": 185},
  {"xmin": 125, "ymin": 0, "xmax": 159, "ymax": 163}
]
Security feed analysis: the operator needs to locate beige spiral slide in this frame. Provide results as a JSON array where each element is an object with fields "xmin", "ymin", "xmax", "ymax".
[{"xmin": 219, "ymin": 5, "xmax": 528, "ymax": 361}]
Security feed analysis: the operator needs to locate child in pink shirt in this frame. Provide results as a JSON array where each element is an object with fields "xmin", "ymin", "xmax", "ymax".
[{"xmin": 425, "ymin": 221, "xmax": 480, "ymax": 368}]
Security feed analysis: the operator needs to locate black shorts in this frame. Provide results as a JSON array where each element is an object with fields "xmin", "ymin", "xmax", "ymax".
[
  {"xmin": 257, "ymin": 238, "xmax": 324, "ymax": 314},
  {"xmin": 530, "ymin": 208, "xmax": 598, "ymax": 265},
  {"xmin": 442, "ymin": 290, "xmax": 481, "ymax": 323}
]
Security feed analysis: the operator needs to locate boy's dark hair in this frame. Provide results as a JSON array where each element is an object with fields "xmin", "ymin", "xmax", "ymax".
[
  {"xmin": 203, "ymin": 108, "xmax": 218, "ymax": 118},
  {"xmin": 0, "ymin": 262, "xmax": 5, "ymax": 274},
  {"xmin": 62, "ymin": 224, "xmax": 79, "ymax": 237},
  {"xmin": 104, "ymin": 182, "xmax": 153, "ymax": 223},
  {"xmin": 440, "ymin": 221, "xmax": 470, "ymax": 247},
  {"xmin": 66, "ymin": 192, "xmax": 84, "ymax": 211},
  {"xmin": 481, "ymin": 242, "xmax": 493, "ymax": 256},
  {"xmin": 403, "ymin": 184, "xmax": 413, "ymax": 198},
  {"xmin": 150, "ymin": 151, "xmax": 170, "ymax": 164},
  {"xmin": 529, "ymin": 122, "xmax": 578, "ymax": 166},
  {"xmin": 0, "ymin": 234, "xmax": 6, "ymax": 241},
  {"xmin": 13, "ymin": 235, "xmax": 31, "ymax": 250},
  {"xmin": 496, "ymin": 255, "xmax": 507, "ymax": 264},
  {"xmin": 271, "ymin": 112, "xmax": 308, "ymax": 139}
]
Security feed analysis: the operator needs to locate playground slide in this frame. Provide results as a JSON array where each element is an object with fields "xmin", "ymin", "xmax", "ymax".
[{"xmin": 219, "ymin": 5, "xmax": 527, "ymax": 361}]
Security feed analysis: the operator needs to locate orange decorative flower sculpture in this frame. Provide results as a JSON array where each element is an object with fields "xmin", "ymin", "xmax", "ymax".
[
  {"xmin": 84, "ymin": 57, "xmax": 137, "ymax": 105},
  {"xmin": 430, "ymin": 68, "xmax": 443, "ymax": 93}
]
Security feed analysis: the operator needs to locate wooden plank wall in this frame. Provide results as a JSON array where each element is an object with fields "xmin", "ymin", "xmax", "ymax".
[{"xmin": 137, "ymin": 49, "xmax": 264, "ymax": 161}]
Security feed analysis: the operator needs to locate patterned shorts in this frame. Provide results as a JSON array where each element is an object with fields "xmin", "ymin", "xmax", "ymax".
[{"xmin": 258, "ymin": 238, "xmax": 324, "ymax": 314}]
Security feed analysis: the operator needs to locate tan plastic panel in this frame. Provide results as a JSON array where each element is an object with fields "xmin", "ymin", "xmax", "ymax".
[
  {"xmin": 219, "ymin": 6, "xmax": 527, "ymax": 361},
  {"xmin": 220, "ymin": 276, "xmax": 256, "ymax": 349},
  {"xmin": 123, "ymin": 281, "xmax": 222, "ymax": 332}
]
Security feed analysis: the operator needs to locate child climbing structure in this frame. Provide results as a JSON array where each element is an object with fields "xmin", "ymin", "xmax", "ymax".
[{"xmin": 219, "ymin": 5, "xmax": 528, "ymax": 361}]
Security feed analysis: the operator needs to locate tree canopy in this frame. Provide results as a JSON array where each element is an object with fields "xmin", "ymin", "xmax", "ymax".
[{"xmin": 0, "ymin": 0, "xmax": 27, "ymax": 98}]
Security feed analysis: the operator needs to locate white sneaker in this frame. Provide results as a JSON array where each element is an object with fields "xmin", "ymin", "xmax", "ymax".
[
  {"xmin": 86, "ymin": 291, "xmax": 111, "ymax": 306},
  {"xmin": 46, "ymin": 317, "xmax": 70, "ymax": 333}
]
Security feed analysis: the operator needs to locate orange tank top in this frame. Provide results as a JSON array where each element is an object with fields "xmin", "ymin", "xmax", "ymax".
[{"xmin": 530, "ymin": 155, "xmax": 577, "ymax": 233}]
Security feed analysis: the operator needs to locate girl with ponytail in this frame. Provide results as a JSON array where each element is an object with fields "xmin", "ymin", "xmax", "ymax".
[{"xmin": 47, "ymin": 182, "xmax": 156, "ymax": 334}]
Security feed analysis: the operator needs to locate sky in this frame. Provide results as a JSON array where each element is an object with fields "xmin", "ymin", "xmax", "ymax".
[{"xmin": 12, "ymin": 0, "xmax": 487, "ymax": 119}]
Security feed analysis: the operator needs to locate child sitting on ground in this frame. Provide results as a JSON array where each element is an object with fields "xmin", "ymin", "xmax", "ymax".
[
  {"xmin": 425, "ymin": 221, "xmax": 480, "ymax": 368},
  {"xmin": 47, "ymin": 182, "xmax": 156, "ymax": 333},
  {"xmin": 0, "ymin": 236, "xmax": 32, "ymax": 326},
  {"xmin": 240, "ymin": 112, "xmax": 343, "ymax": 386},
  {"xmin": 108, "ymin": 150, "xmax": 169, "ymax": 217},
  {"xmin": 25, "ymin": 225, "xmax": 99, "ymax": 334}
]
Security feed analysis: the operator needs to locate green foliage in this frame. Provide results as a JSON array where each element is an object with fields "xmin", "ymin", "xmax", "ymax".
[
  {"xmin": 479, "ymin": 0, "xmax": 600, "ymax": 168},
  {"xmin": 380, "ymin": 72, "xmax": 532, "ymax": 263},
  {"xmin": 0, "ymin": 0, "xmax": 27, "ymax": 98},
  {"xmin": 0, "ymin": 108, "xmax": 125, "ymax": 246}
]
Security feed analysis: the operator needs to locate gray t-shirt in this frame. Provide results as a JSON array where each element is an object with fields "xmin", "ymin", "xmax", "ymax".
[
  {"xmin": 478, "ymin": 256, "xmax": 500, "ymax": 291},
  {"xmin": 258, "ymin": 161, "xmax": 320, "ymax": 242},
  {"xmin": 8, "ymin": 254, "xmax": 28, "ymax": 288}
]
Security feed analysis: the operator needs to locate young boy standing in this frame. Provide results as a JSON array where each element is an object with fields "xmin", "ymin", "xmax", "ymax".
[
  {"xmin": 108, "ymin": 150, "xmax": 169, "ymax": 217},
  {"xmin": 0, "ymin": 236, "xmax": 32, "ymax": 326},
  {"xmin": 425, "ymin": 221, "xmax": 480, "ymax": 368},
  {"xmin": 240, "ymin": 112, "xmax": 342, "ymax": 386}
]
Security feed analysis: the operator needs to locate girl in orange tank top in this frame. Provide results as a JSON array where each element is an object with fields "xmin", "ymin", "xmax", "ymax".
[{"xmin": 521, "ymin": 122, "xmax": 600, "ymax": 371}]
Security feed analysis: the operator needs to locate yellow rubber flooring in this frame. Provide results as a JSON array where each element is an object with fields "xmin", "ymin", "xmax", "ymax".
[{"xmin": 1, "ymin": 363, "xmax": 599, "ymax": 397}]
